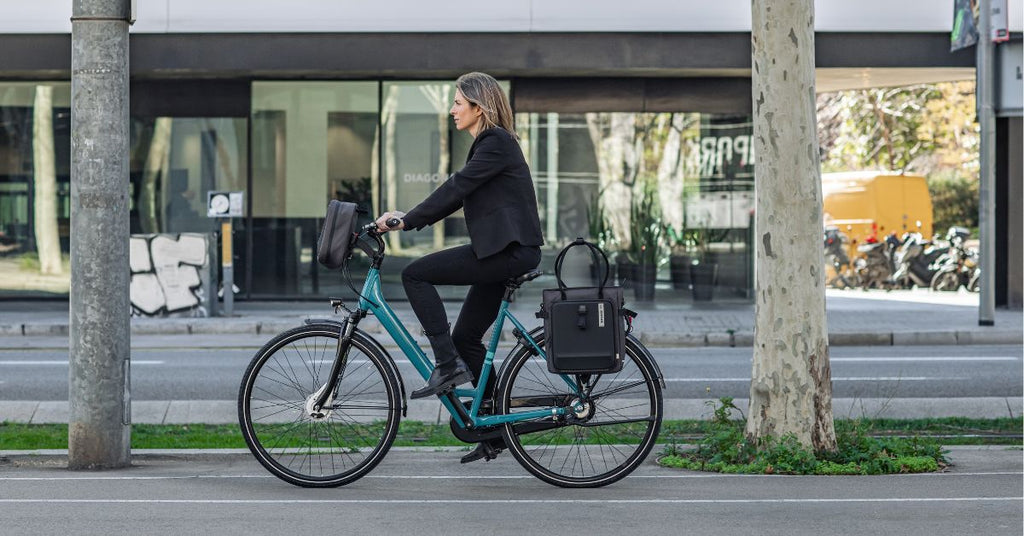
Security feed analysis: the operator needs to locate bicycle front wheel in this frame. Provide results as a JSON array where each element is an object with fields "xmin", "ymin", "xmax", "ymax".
[
  {"xmin": 238, "ymin": 325, "xmax": 401, "ymax": 487},
  {"xmin": 496, "ymin": 330, "xmax": 663, "ymax": 488}
]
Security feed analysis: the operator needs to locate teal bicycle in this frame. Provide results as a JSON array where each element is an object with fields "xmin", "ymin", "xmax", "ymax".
[{"xmin": 238, "ymin": 221, "xmax": 664, "ymax": 488}]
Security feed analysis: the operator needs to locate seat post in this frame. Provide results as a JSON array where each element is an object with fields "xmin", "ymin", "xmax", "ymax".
[{"xmin": 503, "ymin": 269, "xmax": 543, "ymax": 302}]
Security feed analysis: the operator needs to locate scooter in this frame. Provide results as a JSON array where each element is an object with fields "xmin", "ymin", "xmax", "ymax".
[
  {"xmin": 891, "ymin": 232, "xmax": 948, "ymax": 289},
  {"xmin": 930, "ymin": 227, "xmax": 978, "ymax": 292},
  {"xmin": 853, "ymin": 232, "xmax": 901, "ymax": 290},
  {"xmin": 824, "ymin": 226, "xmax": 855, "ymax": 289}
]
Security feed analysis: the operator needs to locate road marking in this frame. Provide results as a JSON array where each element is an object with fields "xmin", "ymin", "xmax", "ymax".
[
  {"xmin": 2, "ymin": 471, "xmax": 1019, "ymax": 482},
  {"xmin": 0, "ymin": 497, "xmax": 1018, "ymax": 505},
  {"xmin": 831, "ymin": 357, "xmax": 1020, "ymax": 362},
  {"xmin": 0, "ymin": 360, "xmax": 163, "ymax": 366},
  {"xmin": 628, "ymin": 377, "xmax": 964, "ymax": 383}
]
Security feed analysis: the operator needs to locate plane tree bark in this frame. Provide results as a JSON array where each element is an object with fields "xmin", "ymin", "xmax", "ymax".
[
  {"xmin": 747, "ymin": 0, "xmax": 837, "ymax": 452},
  {"xmin": 33, "ymin": 85, "xmax": 63, "ymax": 275}
]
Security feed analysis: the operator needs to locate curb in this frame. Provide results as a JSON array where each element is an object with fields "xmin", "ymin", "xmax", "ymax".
[
  {"xmin": 1, "ymin": 322, "xmax": 1019, "ymax": 347},
  {"xmin": 638, "ymin": 329, "xmax": 1021, "ymax": 347}
]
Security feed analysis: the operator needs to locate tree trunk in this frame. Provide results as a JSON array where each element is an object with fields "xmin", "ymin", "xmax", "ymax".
[
  {"xmin": 32, "ymin": 85, "xmax": 63, "ymax": 275},
  {"xmin": 585, "ymin": 113, "xmax": 636, "ymax": 250},
  {"xmin": 421, "ymin": 85, "xmax": 450, "ymax": 250},
  {"xmin": 138, "ymin": 117, "xmax": 171, "ymax": 233},
  {"xmin": 747, "ymin": 0, "xmax": 837, "ymax": 452},
  {"xmin": 381, "ymin": 85, "xmax": 404, "ymax": 254}
]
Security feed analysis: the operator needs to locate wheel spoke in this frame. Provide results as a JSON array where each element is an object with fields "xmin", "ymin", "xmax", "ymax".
[
  {"xmin": 240, "ymin": 328, "xmax": 399, "ymax": 487},
  {"xmin": 499, "ymin": 332, "xmax": 662, "ymax": 487}
]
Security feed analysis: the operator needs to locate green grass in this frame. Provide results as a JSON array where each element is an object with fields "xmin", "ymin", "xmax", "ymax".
[
  {"xmin": 656, "ymin": 398, "xmax": 1023, "ymax": 475},
  {"xmin": 1, "ymin": 415, "xmax": 1019, "ymax": 451}
]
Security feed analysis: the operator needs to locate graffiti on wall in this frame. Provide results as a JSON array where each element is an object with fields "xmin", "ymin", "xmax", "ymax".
[{"xmin": 130, "ymin": 233, "xmax": 209, "ymax": 317}]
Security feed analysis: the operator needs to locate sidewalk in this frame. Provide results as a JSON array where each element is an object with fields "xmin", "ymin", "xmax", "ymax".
[{"xmin": 0, "ymin": 288, "xmax": 1019, "ymax": 346}]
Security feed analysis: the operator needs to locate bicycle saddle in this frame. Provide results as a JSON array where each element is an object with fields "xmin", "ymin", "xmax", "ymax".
[{"xmin": 510, "ymin": 269, "xmax": 543, "ymax": 286}]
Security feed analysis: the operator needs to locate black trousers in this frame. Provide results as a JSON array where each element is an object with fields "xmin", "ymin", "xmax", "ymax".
[{"xmin": 402, "ymin": 243, "xmax": 541, "ymax": 397}]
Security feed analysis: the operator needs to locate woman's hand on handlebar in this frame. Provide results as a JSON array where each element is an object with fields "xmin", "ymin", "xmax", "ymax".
[{"xmin": 374, "ymin": 211, "xmax": 406, "ymax": 233}]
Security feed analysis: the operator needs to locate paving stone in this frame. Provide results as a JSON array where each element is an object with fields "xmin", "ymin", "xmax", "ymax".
[
  {"xmin": 22, "ymin": 324, "xmax": 68, "ymax": 337},
  {"xmin": 956, "ymin": 329, "xmax": 1023, "ymax": 345},
  {"xmin": 131, "ymin": 401, "xmax": 170, "ymax": 424},
  {"xmin": 0, "ymin": 401, "xmax": 39, "ymax": 423},
  {"xmin": 190, "ymin": 321, "xmax": 259, "ymax": 335},
  {"xmin": 641, "ymin": 331, "xmax": 704, "ymax": 347},
  {"xmin": 705, "ymin": 332, "xmax": 732, "ymax": 346},
  {"xmin": 30, "ymin": 401, "xmax": 69, "ymax": 423},
  {"xmin": 828, "ymin": 331, "xmax": 891, "ymax": 346},
  {"xmin": 892, "ymin": 331, "xmax": 957, "ymax": 345}
]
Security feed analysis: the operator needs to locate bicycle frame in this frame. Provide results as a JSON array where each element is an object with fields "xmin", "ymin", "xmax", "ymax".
[{"xmin": 356, "ymin": 265, "xmax": 573, "ymax": 430}]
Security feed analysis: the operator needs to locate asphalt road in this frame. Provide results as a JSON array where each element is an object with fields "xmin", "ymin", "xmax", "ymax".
[
  {"xmin": 0, "ymin": 343, "xmax": 1020, "ymax": 401},
  {"xmin": 1, "ymin": 447, "xmax": 1020, "ymax": 536}
]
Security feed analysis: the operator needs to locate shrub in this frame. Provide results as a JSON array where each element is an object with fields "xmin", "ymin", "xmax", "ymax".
[
  {"xmin": 659, "ymin": 398, "xmax": 948, "ymax": 475},
  {"xmin": 928, "ymin": 172, "xmax": 978, "ymax": 236}
]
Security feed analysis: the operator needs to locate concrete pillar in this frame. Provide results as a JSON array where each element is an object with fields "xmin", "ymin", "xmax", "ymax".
[{"xmin": 69, "ymin": 0, "xmax": 132, "ymax": 469}]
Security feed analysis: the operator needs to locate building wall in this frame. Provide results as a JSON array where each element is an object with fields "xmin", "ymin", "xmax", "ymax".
[{"xmin": 4, "ymin": 0, "xmax": 1023, "ymax": 33}]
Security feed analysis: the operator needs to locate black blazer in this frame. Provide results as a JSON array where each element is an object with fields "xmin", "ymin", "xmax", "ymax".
[{"xmin": 402, "ymin": 127, "xmax": 544, "ymax": 259}]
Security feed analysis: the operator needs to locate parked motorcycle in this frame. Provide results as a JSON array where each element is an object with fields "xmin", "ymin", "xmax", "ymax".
[
  {"xmin": 929, "ymin": 226, "xmax": 979, "ymax": 292},
  {"xmin": 824, "ymin": 226, "xmax": 855, "ymax": 289},
  {"xmin": 891, "ymin": 232, "xmax": 948, "ymax": 289},
  {"xmin": 853, "ymin": 232, "xmax": 901, "ymax": 290}
]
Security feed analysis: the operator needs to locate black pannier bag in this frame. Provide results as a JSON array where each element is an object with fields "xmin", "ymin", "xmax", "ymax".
[
  {"xmin": 316, "ymin": 200, "xmax": 360, "ymax": 269},
  {"xmin": 537, "ymin": 238, "xmax": 636, "ymax": 374}
]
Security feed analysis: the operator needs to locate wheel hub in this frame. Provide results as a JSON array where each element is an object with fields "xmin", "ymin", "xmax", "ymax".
[
  {"xmin": 570, "ymin": 397, "xmax": 596, "ymax": 420},
  {"xmin": 305, "ymin": 384, "xmax": 334, "ymax": 420}
]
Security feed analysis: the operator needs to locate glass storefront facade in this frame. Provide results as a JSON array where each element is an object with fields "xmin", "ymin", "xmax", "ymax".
[{"xmin": 0, "ymin": 79, "xmax": 754, "ymax": 303}]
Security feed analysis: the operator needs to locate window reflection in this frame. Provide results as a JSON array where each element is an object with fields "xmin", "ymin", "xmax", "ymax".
[
  {"xmin": 517, "ymin": 111, "xmax": 754, "ymax": 300},
  {"xmin": 0, "ymin": 82, "xmax": 71, "ymax": 297},
  {"xmin": 250, "ymin": 81, "xmax": 378, "ymax": 297},
  {"xmin": 129, "ymin": 117, "xmax": 247, "ymax": 235}
]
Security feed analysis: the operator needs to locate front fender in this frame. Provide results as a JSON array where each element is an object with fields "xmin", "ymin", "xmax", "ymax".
[{"xmin": 303, "ymin": 319, "xmax": 408, "ymax": 418}]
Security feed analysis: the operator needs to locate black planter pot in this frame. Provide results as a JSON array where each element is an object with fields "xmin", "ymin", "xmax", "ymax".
[
  {"xmin": 616, "ymin": 257, "xmax": 635, "ymax": 289},
  {"xmin": 633, "ymin": 263, "xmax": 657, "ymax": 302},
  {"xmin": 589, "ymin": 262, "xmax": 615, "ymax": 287},
  {"xmin": 668, "ymin": 255, "xmax": 692, "ymax": 290},
  {"xmin": 689, "ymin": 262, "xmax": 718, "ymax": 302}
]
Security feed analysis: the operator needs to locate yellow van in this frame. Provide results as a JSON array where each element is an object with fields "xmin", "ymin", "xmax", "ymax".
[{"xmin": 822, "ymin": 172, "xmax": 933, "ymax": 255}]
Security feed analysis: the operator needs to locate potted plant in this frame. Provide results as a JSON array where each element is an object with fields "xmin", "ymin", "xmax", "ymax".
[
  {"xmin": 688, "ymin": 223, "xmax": 717, "ymax": 301},
  {"xmin": 586, "ymin": 191, "xmax": 617, "ymax": 287},
  {"xmin": 665, "ymin": 224, "xmax": 692, "ymax": 290},
  {"xmin": 626, "ymin": 186, "xmax": 665, "ymax": 301}
]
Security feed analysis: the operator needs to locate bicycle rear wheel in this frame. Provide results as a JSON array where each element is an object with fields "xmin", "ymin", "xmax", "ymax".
[
  {"xmin": 238, "ymin": 325, "xmax": 401, "ymax": 487},
  {"xmin": 495, "ymin": 330, "xmax": 663, "ymax": 488}
]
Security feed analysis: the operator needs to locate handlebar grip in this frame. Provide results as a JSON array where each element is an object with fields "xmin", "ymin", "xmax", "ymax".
[{"xmin": 385, "ymin": 217, "xmax": 402, "ymax": 228}]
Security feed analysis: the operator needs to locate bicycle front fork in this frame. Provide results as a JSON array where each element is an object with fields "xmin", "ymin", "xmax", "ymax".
[{"xmin": 309, "ymin": 308, "xmax": 365, "ymax": 414}]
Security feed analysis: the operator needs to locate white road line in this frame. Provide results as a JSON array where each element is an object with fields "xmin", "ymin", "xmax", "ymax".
[
  {"xmin": 2, "ymin": 472, "xmax": 1019, "ymax": 482},
  {"xmin": 623, "ymin": 377, "xmax": 964, "ymax": 382},
  {"xmin": 831, "ymin": 357, "xmax": 1020, "ymax": 362},
  {"xmin": 0, "ymin": 497, "xmax": 1018, "ymax": 505},
  {"xmin": 0, "ymin": 360, "xmax": 163, "ymax": 366}
]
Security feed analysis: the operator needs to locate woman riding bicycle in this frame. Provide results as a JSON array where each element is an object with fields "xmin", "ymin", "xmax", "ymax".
[{"xmin": 374, "ymin": 72, "xmax": 544, "ymax": 463}]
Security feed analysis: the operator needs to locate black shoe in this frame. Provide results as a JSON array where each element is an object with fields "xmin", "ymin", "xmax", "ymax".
[
  {"xmin": 410, "ymin": 359, "xmax": 474, "ymax": 399},
  {"xmin": 460, "ymin": 439, "xmax": 505, "ymax": 464}
]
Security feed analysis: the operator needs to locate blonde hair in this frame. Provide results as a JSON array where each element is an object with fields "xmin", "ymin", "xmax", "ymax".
[{"xmin": 456, "ymin": 72, "xmax": 517, "ymax": 138}]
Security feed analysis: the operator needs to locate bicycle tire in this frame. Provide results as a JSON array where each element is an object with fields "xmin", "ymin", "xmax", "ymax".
[
  {"xmin": 495, "ymin": 329, "xmax": 663, "ymax": 488},
  {"xmin": 930, "ymin": 270, "xmax": 961, "ymax": 292},
  {"xmin": 238, "ymin": 325, "xmax": 401, "ymax": 487}
]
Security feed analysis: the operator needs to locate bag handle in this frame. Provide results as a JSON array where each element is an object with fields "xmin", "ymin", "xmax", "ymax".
[{"xmin": 553, "ymin": 237, "xmax": 610, "ymax": 299}]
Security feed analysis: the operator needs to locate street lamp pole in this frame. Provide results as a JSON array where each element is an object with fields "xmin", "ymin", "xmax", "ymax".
[
  {"xmin": 976, "ymin": 0, "xmax": 997, "ymax": 326},
  {"xmin": 68, "ymin": 0, "xmax": 134, "ymax": 469}
]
